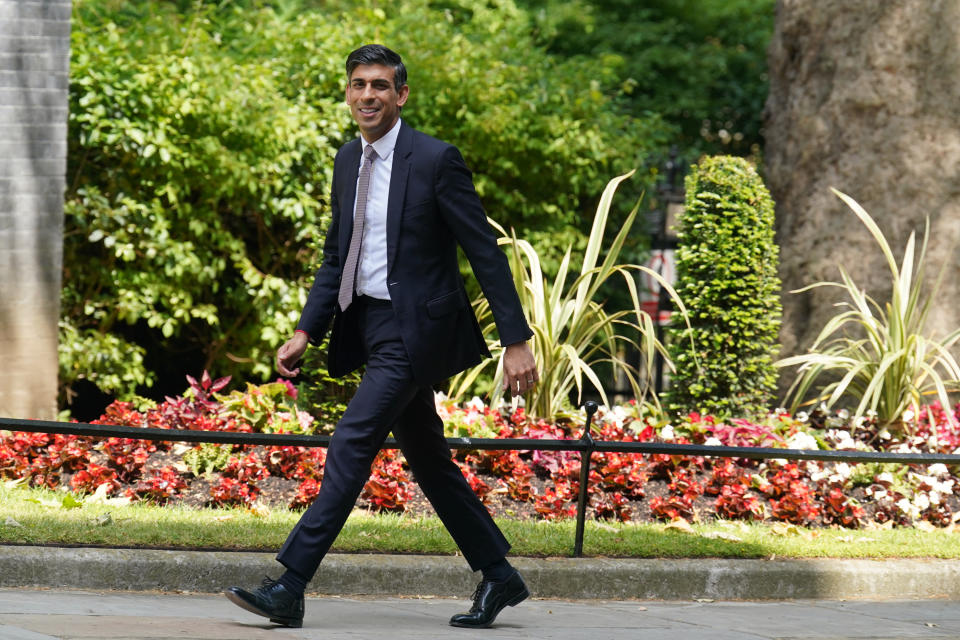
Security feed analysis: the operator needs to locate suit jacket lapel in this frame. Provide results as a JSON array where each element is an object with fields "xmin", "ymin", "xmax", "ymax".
[
  {"xmin": 386, "ymin": 122, "xmax": 412, "ymax": 274},
  {"xmin": 338, "ymin": 139, "xmax": 362, "ymax": 258}
]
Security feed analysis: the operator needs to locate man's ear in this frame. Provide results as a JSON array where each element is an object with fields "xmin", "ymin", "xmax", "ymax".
[{"xmin": 397, "ymin": 84, "xmax": 410, "ymax": 108}]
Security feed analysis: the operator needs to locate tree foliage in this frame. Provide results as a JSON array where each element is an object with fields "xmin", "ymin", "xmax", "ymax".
[
  {"xmin": 518, "ymin": 0, "xmax": 775, "ymax": 159},
  {"xmin": 665, "ymin": 156, "xmax": 781, "ymax": 419}
]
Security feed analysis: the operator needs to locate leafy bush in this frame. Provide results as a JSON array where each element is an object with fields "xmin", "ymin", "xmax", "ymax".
[
  {"xmin": 777, "ymin": 190, "xmax": 960, "ymax": 430},
  {"xmin": 666, "ymin": 156, "xmax": 782, "ymax": 419},
  {"xmin": 64, "ymin": 3, "xmax": 348, "ymax": 405},
  {"xmin": 182, "ymin": 443, "xmax": 233, "ymax": 478},
  {"xmin": 447, "ymin": 171, "xmax": 690, "ymax": 419}
]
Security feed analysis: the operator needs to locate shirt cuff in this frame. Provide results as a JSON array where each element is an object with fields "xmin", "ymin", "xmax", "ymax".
[{"xmin": 294, "ymin": 329, "xmax": 311, "ymax": 341}]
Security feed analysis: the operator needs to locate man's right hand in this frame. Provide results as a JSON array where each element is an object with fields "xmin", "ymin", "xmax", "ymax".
[{"xmin": 276, "ymin": 332, "xmax": 309, "ymax": 377}]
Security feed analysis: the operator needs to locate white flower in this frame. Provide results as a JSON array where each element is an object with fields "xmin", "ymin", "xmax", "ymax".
[
  {"xmin": 837, "ymin": 409, "xmax": 850, "ymax": 420},
  {"xmin": 796, "ymin": 411, "xmax": 809, "ymax": 423},
  {"xmin": 877, "ymin": 472, "xmax": 895, "ymax": 485},
  {"xmin": 833, "ymin": 462, "xmax": 852, "ymax": 479},
  {"xmin": 929, "ymin": 491, "xmax": 942, "ymax": 506},
  {"xmin": 787, "ymin": 431, "xmax": 819, "ymax": 450},
  {"xmin": 661, "ymin": 425, "xmax": 675, "ymax": 440},
  {"xmin": 902, "ymin": 409, "xmax": 915, "ymax": 422},
  {"xmin": 914, "ymin": 493, "xmax": 930, "ymax": 512},
  {"xmin": 826, "ymin": 429, "xmax": 856, "ymax": 450},
  {"xmin": 465, "ymin": 396, "xmax": 485, "ymax": 413},
  {"xmin": 878, "ymin": 429, "xmax": 891, "ymax": 441},
  {"xmin": 704, "ymin": 437, "xmax": 722, "ymax": 447},
  {"xmin": 896, "ymin": 497, "xmax": 918, "ymax": 519}
]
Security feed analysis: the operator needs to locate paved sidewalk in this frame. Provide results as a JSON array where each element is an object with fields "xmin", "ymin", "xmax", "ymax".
[{"xmin": 2, "ymin": 588, "xmax": 960, "ymax": 639}]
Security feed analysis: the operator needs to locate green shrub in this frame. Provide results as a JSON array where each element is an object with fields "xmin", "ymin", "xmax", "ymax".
[
  {"xmin": 665, "ymin": 156, "xmax": 781, "ymax": 419},
  {"xmin": 183, "ymin": 443, "xmax": 233, "ymax": 479},
  {"xmin": 64, "ymin": 3, "xmax": 349, "ymax": 405}
]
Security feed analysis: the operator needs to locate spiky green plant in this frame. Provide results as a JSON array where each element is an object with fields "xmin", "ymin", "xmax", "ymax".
[
  {"xmin": 777, "ymin": 189, "xmax": 960, "ymax": 430},
  {"xmin": 448, "ymin": 171, "xmax": 691, "ymax": 420}
]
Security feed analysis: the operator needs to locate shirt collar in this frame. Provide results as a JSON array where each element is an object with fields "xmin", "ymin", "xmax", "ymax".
[{"xmin": 363, "ymin": 118, "xmax": 402, "ymax": 162}]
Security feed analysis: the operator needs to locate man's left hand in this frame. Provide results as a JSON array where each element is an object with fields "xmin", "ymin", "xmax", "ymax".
[{"xmin": 502, "ymin": 342, "xmax": 539, "ymax": 396}]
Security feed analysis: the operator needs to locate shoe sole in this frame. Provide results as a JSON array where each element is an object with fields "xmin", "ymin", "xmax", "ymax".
[
  {"xmin": 224, "ymin": 590, "xmax": 303, "ymax": 628},
  {"xmin": 449, "ymin": 586, "xmax": 530, "ymax": 629}
]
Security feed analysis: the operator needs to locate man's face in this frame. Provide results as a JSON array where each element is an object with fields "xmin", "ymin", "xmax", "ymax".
[{"xmin": 345, "ymin": 63, "xmax": 409, "ymax": 142}]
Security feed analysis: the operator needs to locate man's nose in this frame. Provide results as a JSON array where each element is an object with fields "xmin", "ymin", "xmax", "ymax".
[{"xmin": 360, "ymin": 85, "xmax": 376, "ymax": 101}]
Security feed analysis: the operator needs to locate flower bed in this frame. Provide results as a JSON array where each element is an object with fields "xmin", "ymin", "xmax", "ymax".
[{"xmin": 2, "ymin": 374, "xmax": 959, "ymax": 529}]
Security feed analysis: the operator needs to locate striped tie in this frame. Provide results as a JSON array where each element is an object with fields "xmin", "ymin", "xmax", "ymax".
[{"xmin": 338, "ymin": 144, "xmax": 376, "ymax": 312}]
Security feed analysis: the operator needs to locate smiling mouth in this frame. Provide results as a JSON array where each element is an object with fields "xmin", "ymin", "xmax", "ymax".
[{"xmin": 358, "ymin": 107, "xmax": 380, "ymax": 115}]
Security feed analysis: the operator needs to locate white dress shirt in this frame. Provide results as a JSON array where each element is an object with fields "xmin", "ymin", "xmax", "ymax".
[{"xmin": 354, "ymin": 118, "xmax": 401, "ymax": 300}]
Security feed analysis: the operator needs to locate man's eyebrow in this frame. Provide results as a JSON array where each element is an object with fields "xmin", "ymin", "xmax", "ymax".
[{"xmin": 351, "ymin": 77, "xmax": 392, "ymax": 85}]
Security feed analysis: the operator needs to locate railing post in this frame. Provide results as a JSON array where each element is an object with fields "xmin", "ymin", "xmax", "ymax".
[{"xmin": 573, "ymin": 401, "xmax": 598, "ymax": 558}]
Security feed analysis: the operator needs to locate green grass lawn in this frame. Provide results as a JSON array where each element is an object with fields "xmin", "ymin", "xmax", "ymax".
[{"xmin": 2, "ymin": 484, "xmax": 958, "ymax": 559}]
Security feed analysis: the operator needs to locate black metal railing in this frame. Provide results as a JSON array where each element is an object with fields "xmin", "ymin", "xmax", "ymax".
[{"xmin": 3, "ymin": 402, "xmax": 959, "ymax": 556}]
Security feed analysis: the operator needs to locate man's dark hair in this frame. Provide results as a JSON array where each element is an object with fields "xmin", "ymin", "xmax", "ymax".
[{"xmin": 346, "ymin": 44, "xmax": 407, "ymax": 91}]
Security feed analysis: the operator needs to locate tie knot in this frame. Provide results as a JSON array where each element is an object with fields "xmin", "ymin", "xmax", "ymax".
[{"xmin": 363, "ymin": 144, "xmax": 376, "ymax": 161}]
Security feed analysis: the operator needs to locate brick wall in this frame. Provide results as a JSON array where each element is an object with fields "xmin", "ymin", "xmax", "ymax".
[{"xmin": 0, "ymin": 0, "xmax": 71, "ymax": 419}]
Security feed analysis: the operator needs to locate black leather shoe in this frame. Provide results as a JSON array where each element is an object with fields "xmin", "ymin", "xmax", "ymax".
[
  {"xmin": 449, "ymin": 570, "xmax": 529, "ymax": 628},
  {"xmin": 225, "ymin": 576, "xmax": 304, "ymax": 628}
]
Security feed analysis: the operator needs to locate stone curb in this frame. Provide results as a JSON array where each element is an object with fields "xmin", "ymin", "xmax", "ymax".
[{"xmin": 4, "ymin": 545, "xmax": 960, "ymax": 601}]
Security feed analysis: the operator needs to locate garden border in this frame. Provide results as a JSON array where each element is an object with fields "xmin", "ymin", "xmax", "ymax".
[{"xmin": 3, "ymin": 402, "xmax": 960, "ymax": 556}]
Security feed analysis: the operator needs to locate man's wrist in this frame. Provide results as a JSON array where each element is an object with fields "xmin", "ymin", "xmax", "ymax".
[{"xmin": 294, "ymin": 329, "xmax": 310, "ymax": 341}]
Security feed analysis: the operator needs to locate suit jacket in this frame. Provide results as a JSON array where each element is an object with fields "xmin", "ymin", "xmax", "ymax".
[{"xmin": 296, "ymin": 121, "xmax": 532, "ymax": 386}]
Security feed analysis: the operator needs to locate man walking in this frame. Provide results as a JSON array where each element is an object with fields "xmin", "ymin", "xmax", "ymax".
[{"xmin": 225, "ymin": 44, "xmax": 538, "ymax": 629}]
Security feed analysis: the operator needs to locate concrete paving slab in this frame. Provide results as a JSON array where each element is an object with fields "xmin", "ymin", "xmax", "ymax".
[{"xmin": 2, "ymin": 588, "xmax": 960, "ymax": 640}]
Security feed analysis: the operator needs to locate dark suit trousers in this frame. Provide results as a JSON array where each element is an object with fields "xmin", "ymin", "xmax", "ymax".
[{"xmin": 276, "ymin": 297, "xmax": 511, "ymax": 578}]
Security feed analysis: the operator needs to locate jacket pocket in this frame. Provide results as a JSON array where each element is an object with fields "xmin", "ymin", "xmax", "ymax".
[
  {"xmin": 403, "ymin": 200, "xmax": 433, "ymax": 219},
  {"xmin": 426, "ymin": 289, "xmax": 467, "ymax": 318}
]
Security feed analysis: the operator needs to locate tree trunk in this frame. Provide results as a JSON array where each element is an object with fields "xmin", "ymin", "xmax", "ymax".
[
  {"xmin": 765, "ymin": 0, "xmax": 960, "ymax": 379},
  {"xmin": 0, "ymin": 0, "xmax": 71, "ymax": 419}
]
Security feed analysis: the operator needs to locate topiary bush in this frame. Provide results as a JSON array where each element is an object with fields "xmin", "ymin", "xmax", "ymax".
[{"xmin": 665, "ymin": 155, "xmax": 781, "ymax": 419}]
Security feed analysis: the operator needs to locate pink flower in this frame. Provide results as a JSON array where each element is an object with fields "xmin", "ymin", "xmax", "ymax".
[{"xmin": 277, "ymin": 378, "xmax": 298, "ymax": 399}]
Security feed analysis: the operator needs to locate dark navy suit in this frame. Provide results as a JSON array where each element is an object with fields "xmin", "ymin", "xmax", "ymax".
[{"xmin": 277, "ymin": 122, "xmax": 532, "ymax": 578}]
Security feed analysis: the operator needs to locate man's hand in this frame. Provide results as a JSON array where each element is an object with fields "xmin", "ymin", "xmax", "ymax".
[
  {"xmin": 277, "ymin": 332, "xmax": 309, "ymax": 378},
  {"xmin": 502, "ymin": 342, "xmax": 539, "ymax": 396}
]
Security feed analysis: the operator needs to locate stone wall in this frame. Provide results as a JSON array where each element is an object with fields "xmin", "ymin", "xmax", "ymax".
[
  {"xmin": 765, "ymin": 0, "xmax": 960, "ymax": 372},
  {"xmin": 0, "ymin": 0, "xmax": 71, "ymax": 419}
]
